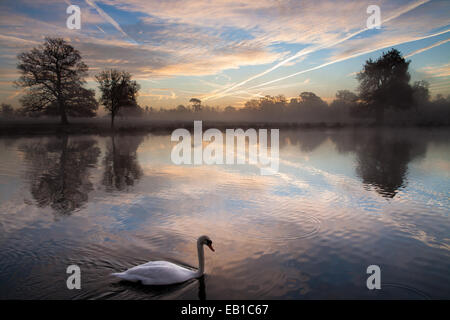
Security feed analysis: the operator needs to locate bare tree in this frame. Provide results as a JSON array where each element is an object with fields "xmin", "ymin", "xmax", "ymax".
[
  {"xmin": 96, "ymin": 70, "xmax": 140, "ymax": 128},
  {"xmin": 15, "ymin": 37, "xmax": 90, "ymax": 124},
  {"xmin": 189, "ymin": 98, "xmax": 202, "ymax": 112},
  {"xmin": 20, "ymin": 86, "xmax": 98, "ymax": 118}
]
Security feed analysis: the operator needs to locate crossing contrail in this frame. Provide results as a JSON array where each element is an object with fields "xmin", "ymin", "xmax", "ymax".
[
  {"xmin": 202, "ymin": 0, "xmax": 431, "ymax": 101},
  {"xmin": 246, "ymin": 29, "xmax": 450, "ymax": 91},
  {"xmin": 85, "ymin": 0, "xmax": 137, "ymax": 44}
]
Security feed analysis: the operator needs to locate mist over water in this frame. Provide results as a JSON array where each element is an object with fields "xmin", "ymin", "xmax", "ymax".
[{"xmin": 0, "ymin": 128, "xmax": 448, "ymax": 299}]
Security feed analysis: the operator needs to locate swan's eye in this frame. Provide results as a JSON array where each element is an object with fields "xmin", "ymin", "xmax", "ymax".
[{"xmin": 206, "ymin": 240, "xmax": 212, "ymax": 245}]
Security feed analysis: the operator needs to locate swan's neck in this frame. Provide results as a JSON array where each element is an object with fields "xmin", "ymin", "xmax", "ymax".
[{"xmin": 195, "ymin": 242, "xmax": 205, "ymax": 277}]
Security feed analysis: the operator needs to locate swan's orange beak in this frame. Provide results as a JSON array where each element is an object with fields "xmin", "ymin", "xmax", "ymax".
[{"xmin": 207, "ymin": 243, "xmax": 215, "ymax": 252}]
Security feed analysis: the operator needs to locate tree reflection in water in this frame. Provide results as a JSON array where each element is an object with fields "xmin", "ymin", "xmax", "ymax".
[
  {"xmin": 354, "ymin": 134, "xmax": 426, "ymax": 197},
  {"xmin": 281, "ymin": 129, "xmax": 428, "ymax": 198},
  {"xmin": 20, "ymin": 135, "xmax": 100, "ymax": 214},
  {"xmin": 330, "ymin": 129, "xmax": 427, "ymax": 198},
  {"xmin": 102, "ymin": 134, "xmax": 143, "ymax": 192},
  {"xmin": 18, "ymin": 128, "xmax": 430, "ymax": 219}
]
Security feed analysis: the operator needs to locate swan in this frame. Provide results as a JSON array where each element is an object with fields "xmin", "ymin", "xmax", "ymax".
[{"xmin": 111, "ymin": 235, "xmax": 215, "ymax": 285}]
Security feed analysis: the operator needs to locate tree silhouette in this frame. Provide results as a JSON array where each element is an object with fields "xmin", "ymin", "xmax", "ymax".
[
  {"xmin": 224, "ymin": 106, "xmax": 236, "ymax": 113},
  {"xmin": 289, "ymin": 92, "xmax": 328, "ymax": 122},
  {"xmin": 21, "ymin": 86, "xmax": 98, "ymax": 117},
  {"xmin": 357, "ymin": 49, "xmax": 413, "ymax": 124},
  {"xmin": 176, "ymin": 104, "xmax": 187, "ymax": 112},
  {"xmin": 334, "ymin": 90, "xmax": 358, "ymax": 105},
  {"xmin": 96, "ymin": 70, "xmax": 140, "ymax": 128},
  {"xmin": 189, "ymin": 98, "xmax": 202, "ymax": 112},
  {"xmin": 412, "ymin": 80, "xmax": 430, "ymax": 107},
  {"xmin": 330, "ymin": 90, "xmax": 359, "ymax": 121},
  {"xmin": 15, "ymin": 37, "xmax": 91, "ymax": 124},
  {"xmin": 298, "ymin": 92, "xmax": 326, "ymax": 106}
]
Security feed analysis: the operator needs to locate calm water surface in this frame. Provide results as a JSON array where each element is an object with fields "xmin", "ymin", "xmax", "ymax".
[{"xmin": 0, "ymin": 128, "xmax": 448, "ymax": 299}]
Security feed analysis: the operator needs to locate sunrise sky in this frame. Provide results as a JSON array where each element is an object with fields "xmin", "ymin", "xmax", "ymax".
[{"xmin": 0, "ymin": 0, "xmax": 449, "ymax": 109}]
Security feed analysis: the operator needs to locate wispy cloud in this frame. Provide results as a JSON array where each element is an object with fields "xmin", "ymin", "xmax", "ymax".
[
  {"xmin": 0, "ymin": 34, "xmax": 39, "ymax": 45},
  {"xmin": 421, "ymin": 63, "xmax": 450, "ymax": 78},
  {"xmin": 140, "ymin": 88, "xmax": 177, "ymax": 100}
]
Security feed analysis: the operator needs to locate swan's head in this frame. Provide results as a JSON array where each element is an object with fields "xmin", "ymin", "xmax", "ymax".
[{"xmin": 198, "ymin": 235, "xmax": 215, "ymax": 252}]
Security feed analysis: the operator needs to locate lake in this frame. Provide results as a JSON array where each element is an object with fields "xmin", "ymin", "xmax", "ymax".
[{"xmin": 0, "ymin": 128, "xmax": 448, "ymax": 299}]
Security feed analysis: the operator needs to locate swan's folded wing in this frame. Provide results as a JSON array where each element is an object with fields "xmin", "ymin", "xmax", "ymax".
[{"xmin": 112, "ymin": 261, "xmax": 197, "ymax": 285}]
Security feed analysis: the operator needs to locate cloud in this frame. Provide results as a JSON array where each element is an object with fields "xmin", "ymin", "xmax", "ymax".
[
  {"xmin": 140, "ymin": 88, "xmax": 177, "ymax": 100},
  {"xmin": 0, "ymin": 34, "xmax": 39, "ymax": 46},
  {"xmin": 150, "ymin": 46, "xmax": 284, "ymax": 77},
  {"xmin": 420, "ymin": 63, "xmax": 450, "ymax": 78}
]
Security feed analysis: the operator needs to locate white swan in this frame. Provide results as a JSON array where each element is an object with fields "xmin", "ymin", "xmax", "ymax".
[{"xmin": 111, "ymin": 235, "xmax": 215, "ymax": 285}]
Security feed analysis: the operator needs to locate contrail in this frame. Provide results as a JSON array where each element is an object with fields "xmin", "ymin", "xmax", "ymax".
[
  {"xmin": 96, "ymin": 25, "xmax": 106, "ymax": 34},
  {"xmin": 247, "ymin": 29, "xmax": 450, "ymax": 91},
  {"xmin": 247, "ymin": 78, "xmax": 311, "ymax": 93},
  {"xmin": 202, "ymin": 0, "xmax": 431, "ymax": 101},
  {"xmin": 85, "ymin": 0, "xmax": 137, "ymax": 43},
  {"xmin": 404, "ymin": 38, "xmax": 450, "ymax": 58}
]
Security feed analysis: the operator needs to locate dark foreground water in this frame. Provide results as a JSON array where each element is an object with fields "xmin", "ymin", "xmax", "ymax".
[{"xmin": 0, "ymin": 128, "xmax": 448, "ymax": 299}]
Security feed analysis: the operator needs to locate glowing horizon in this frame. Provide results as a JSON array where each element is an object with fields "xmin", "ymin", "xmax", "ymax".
[{"xmin": 0, "ymin": 0, "xmax": 449, "ymax": 110}]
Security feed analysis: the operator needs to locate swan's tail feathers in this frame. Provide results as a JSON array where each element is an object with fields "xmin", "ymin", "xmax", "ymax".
[
  {"xmin": 111, "ymin": 272, "xmax": 126, "ymax": 278},
  {"xmin": 111, "ymin": 272, "xmax": 138, "ymax": 282}
]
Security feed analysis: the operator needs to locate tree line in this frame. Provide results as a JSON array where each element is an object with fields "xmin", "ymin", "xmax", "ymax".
[
  {"xmin": 6, "ymin": 37, "xmax": 140, "ymax": 128},
  {"xmin": 1, "ymin": 38, "xmax": 449, "ymax": 126}
]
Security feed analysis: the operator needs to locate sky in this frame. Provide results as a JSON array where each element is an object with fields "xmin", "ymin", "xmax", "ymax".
[{"xmin": 0, "ymin": 0, "xmax": 449, "ymax": 110}]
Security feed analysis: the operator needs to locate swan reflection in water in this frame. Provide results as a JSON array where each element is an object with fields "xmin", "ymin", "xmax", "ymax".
[{"xmin": 113, "ymin": 274, "xmax": 208, "ymax": 300}]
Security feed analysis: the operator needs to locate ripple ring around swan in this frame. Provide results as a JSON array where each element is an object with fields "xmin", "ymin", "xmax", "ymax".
[{"xmin": 382, "ymin": 283, "xmax": 431, "ymax": 300}]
